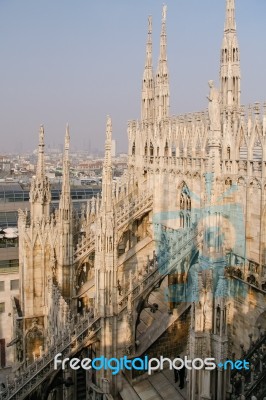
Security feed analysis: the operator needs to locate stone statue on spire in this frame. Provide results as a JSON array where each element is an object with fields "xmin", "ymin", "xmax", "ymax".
[
  {"xmin": 39, "ymin": 125, "xmax": 44, "ymax": 143},
  {"xmin": 207, "ymin": 80, "xmax": 221, "ymax": 131},
  {"xmin": 106, "ymin": 115, "xmax": 112, "ymax": 141},
  {"xmin": 148, "ymin": 15, "xmax": 152, "ymax": 33},
  {"xmin": 162, "ymin": 4, "xmax": 167, "ymax": 21}
]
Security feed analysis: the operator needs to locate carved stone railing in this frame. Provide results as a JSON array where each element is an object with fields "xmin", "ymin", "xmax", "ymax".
[
  {"xmin": 74, "ymin": 230, "xmax": 95, "ymax": 263},
  {"xmin": 231, "ymin": 328, "xmax": 266, "ymax": 399},
  {"xmin": 74, "ymin": 191, "xmax": 153, "ymax": 264},
  {"xmin": 117, "ymin": 227, "xmax": 200, "ymax": 314},
  {"xmin": 226, "ymin": 252, "xmax": 266, "ymax": 293},
  {"xmin": 115, "ymin": 192, "xmax": 153, "ymax": 231},
  {"xmin": 0, "ymin": 316, "xmax": 101, "ymax": 400}
]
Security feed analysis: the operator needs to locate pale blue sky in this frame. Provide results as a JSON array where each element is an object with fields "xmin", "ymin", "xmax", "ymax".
[{"xmin": 0, "ymin": 0, "xmax": 265, "ymax": 153}]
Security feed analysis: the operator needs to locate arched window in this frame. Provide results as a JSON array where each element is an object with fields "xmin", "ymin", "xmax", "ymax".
[
  {"xmin": 179, "ymin": 183, "xmax": 191, "ymax": 228},
  {"xmin": 150, "ymin": 142, "xmax": 154, "ymax": 157},
  {"xmin": 180, "ymin": 212, "xmax": 184, "ymax": 228},
  {"xmin": 239, "ymin": 133, "xmax": 248, "ymax": 159},
  {"xmin": 227, "ymin": 146, "xmax": 231, "ymax": 160},
  {"xmin": 164, "ymin": 141, "xmax": 169, "ymax": 156},
  {"xmin": 144, "ymin": 142, "xmax": 148, "ymax": 156},
  {"xmin": 180, "ymin": 193, "xmax": 185, "ymax": 210},
  {"xmin": 132, "ymin": 142, "xmax": 135, "ymax": 156}
]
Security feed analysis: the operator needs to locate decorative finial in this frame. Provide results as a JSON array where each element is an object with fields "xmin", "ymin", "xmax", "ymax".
[
  {"xmin": 162, "ymin": 4, "xmax": 167, "ymax": 22},
  {"xmin": 65, "ymin": 123, "xmax": 70, "ymax": 150},
  {"xmin": 106, "ymin": 115, "xmax": 112, "ymax": 141},
  {"xmin": 148, "ymin": 15, "xmax": 152, "ymax": 34},
  {"xmin": 39, "ymin": 125, "xmax": 44, "ymax": 145}
]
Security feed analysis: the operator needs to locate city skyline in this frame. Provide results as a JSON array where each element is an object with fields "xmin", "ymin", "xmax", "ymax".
[{"xmin": 0, "ymin": 0, "xmax": 266, "ymax": 153}]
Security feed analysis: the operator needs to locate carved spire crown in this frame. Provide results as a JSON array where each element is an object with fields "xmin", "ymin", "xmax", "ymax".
[
  {"xmin": 36, "ymin": 125, "xmax": 45, "ymax": 179},
  {"xmin": 225, "ymin": 0, "xmax": 236, "ymax": 32},
  {"xmin": 220, "ymin": 0, "xmax": 241, "ymax": 108},
  {"xmin": 141, "ymin": 15, "xmax": 155, "ymax": 121},
  {"xmin": 30, "ymin": 125, "xmax": 51, "ymax": 221},
  {"xmin": 101, "ymin": 115, "xmax": 113, "ymax": 212},
  {"xmin": 155, "ymin": 4, "xmax": 170, "ymax": 120},
  {"xmin": 59, "ymin": 124, "xmax": 72, "ymax": 217}
]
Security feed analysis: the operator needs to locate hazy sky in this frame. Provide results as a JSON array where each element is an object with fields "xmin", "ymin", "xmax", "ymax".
[{"xmin": 0, "ymin": 0, "xmax": 265, "ymax": 154}]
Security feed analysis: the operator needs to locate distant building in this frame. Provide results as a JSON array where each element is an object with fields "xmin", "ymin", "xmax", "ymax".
[{"xmin": 0, "ymin": 157, "xmax": 11, "ymax": 173}]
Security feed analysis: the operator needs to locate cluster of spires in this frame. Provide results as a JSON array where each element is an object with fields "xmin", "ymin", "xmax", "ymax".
[
  {"xmin": 31, "ymin": 115, "xmax": 113, "ymax": 222},
  {"xmin": 141, "ymin": 0, "xmax": 241, "ymax": 123},
  {"xmin": 141, "ymin": 5, "xmax": 169, "ymax": 121},
  {"xmin": 31, "ymin": 0, "xmax": 240, "ymax": 219}
]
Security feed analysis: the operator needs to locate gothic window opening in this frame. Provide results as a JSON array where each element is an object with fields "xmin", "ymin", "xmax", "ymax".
[
  {"xmin": 225, "ymin": 178, "xmax": 232, "ymax": 186},
  {"xmin": 0, "ymin": 339, "xmax": 6, "ymax": 368},
  {"xmin": 171, "ymin": 144, "xmax": 176, "ymax": 157},
  {"xmin": 132, "ymin": 142, "xmax": 135, "ymax": 156},
  {"xmin": 179, "ymin": 183, "xmax": 191, "ymax": 228},
  {"xmin": 150, "ymin": 142, "xmax": 154, "ymax": 157},
  {"xmin": 164, "ymin": 141, "xmax": 169, "ymax": 156},
  {"xmin": 180, "ymin": 194, "xmax": 185, "ymax": 210},
  {"xmin": 195, "ymin": 137, "xmax": 201, "ymax": 158},
  {"xmin": 157, "ymin": 146, "xmax": 160, "ymax": 156},
  {"xmin": 180, "ymin": 212, "xmax": 184, "ymax": 228},
  {"xmin": 179, "ymin": 139, "xmax": 184, "ymax": 158},
  {"xmin": 144, "ymin": 142, "xmax": 148, "ymax": 156},
  {"xmin": 186, "ymin": 196, "xmax": 191, "ymax": 211},
  {"xmin": 227, "ymin": 146, "xmax": 231, "ymax": 160},
  {"xmin": 187, "ymin": 136, "xmax": 192, "ymax": 158}
]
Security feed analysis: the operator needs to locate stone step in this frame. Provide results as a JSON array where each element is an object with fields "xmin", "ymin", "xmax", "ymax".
[
  {"xmin": 139, "ymin": 309, "xmax": 157, "ymax": 326},
  {"xmin": 136, "ymin": 302, "xmax": 190, "ymax": 357},
  {"xmin": 148, "ymin": 372, "xmax": 185, "ymax": 400},
  {"xmin": 120, "ymin": 376, "xmax": 142, "ymax": 400},
  {"xmin": 136, "ymin": 280, "xmax": 169, "ymax": 336},
  {"xmin": 162, "ymin": 369, "xmax": 187, "ymax": 399},
  {"xmin": 133, "ymin": 379, "xmax": 164, "ymax": 400}
]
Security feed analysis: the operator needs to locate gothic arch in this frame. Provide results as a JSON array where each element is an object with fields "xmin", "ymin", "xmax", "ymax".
[
  {"xmin": 144, "ymin": 142, "xmax": 148, "ymax": 156},
  {"xmin": 178, "ymin": 182, "xmax": 191, "ymax": 228},
  {"xmin": 195, "ymin": 135, "xmax": 201, "ymax": 157},
  {"xmin": 178, "ymin": 137, "xmax": 184, "ymax": 157},
  {"xmin": 149, "ymin": 141, "xmax": 154, "ymax": 157},
  {"xmin": 225, "ymin": 177, "xmax": 232, "ymax": 186},
  {"xmin": 251, "ymin": 129, "xmax": 263, "ymax": 161},
  {"xmin": 132, "ymin": 141, "xmax": 135, "ymax": 155},
  {"xmin": 249, "ymin": 178, "xmax": 261, "ymax": 189},
  {"xmin": 164, "ymin": 140, "xmax": 169, "ymax": 156},
  {"xmin": 236, "ymin": 126, "xmax": 248, "ymax": 160},
  {"xmin": 187, "ymin": 134, "xmax": 193, "ymax": 157},
  {"xmin": 237, "ymin": 176, "xmax": 246, "ymax": 186}
]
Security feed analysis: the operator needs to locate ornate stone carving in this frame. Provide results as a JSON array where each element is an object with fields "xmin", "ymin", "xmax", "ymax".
[{"xmin": 207, "ymin": 80, "xmax": 221, "ymax": 131}]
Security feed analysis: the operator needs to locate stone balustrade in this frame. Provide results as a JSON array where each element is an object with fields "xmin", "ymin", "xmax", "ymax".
[
  {"xmin": 230, "ymin": 328, "xmax": 266, "ymax": 399},
  {"xmin": 226, "ymin": 252, "xmax": 266, "ymax": 292},
  {"xmin": 0, "ymin": 316, "xmax": 101, "ymax": 400},
  {"xmin": 117, "ymin": 227, "xmax": 199, "ymax": 314}
]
